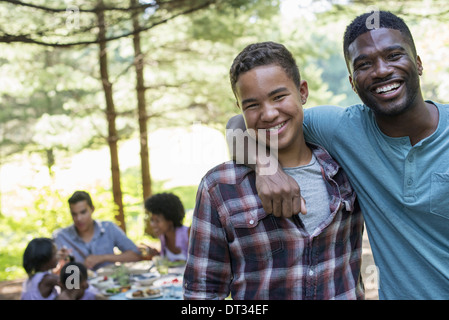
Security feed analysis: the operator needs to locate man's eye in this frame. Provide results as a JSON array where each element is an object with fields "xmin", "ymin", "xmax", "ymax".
[
  {"xmin": 355, "ymin": 61, "xmax": 370, "ymax": 70},
  {"xmin": 388, "ymin": 53, "xmax": 402, "ymax": 60}
]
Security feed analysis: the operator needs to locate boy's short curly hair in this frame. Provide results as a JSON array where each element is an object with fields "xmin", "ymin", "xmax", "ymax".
[
  {"xmin": 229, "ymin": 41, "xmax": 301, "ymax": 106},
  {"xmin": 144, "ymin": 193, "xmax": 185, "ymax": 227}
]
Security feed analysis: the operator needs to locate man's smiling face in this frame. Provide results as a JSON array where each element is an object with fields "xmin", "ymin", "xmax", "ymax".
[{"xmin": 347, "ymin": 28, "xmax": 423, "ymax": 117}]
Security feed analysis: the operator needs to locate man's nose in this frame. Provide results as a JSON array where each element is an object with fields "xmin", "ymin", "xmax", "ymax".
[{"xmin": 373, "ymin": 58, "xmax": 393, "ymax": 79}]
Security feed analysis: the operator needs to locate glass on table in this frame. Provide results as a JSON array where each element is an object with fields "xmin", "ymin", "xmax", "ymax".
[{"xmin": 153, "ymin": 256, "xmax": 169, "ymax": 275}]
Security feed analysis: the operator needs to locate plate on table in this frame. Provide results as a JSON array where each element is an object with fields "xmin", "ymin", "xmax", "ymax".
[
  {"xmin": 125, "ymin": 287, "xmax": 162, "ymax": 300},
  {"xmin": 132, "ymin": 271, "xmax": 160, "ymax": 287},
  {"xmin": 124, "ymin": 261, "xmax": 153, "ymax": 275},
  {"xmin": 152, "ymin": 275, "xmax": 183, "ymax": 288},
  {"xmin": 90, "ymin": 276, "xmax": 115, "ymax": 290}
]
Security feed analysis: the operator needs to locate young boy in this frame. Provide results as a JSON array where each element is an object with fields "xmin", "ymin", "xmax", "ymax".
[{"xmin": 183, "ymin": 42, "xmax": 364, "ymax": 300}]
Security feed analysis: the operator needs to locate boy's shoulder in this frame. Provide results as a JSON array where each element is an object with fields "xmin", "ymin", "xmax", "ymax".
[
  {"xmin": 200, "ymin": 161, "xmax": 255, "ymax": 195},
  {"xmin": 203, "ymin": 161, "xmax": 253, "ymax": 185}
]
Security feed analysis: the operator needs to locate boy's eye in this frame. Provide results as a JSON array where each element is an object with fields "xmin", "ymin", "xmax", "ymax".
[
  {"xmin": 244, "ymin": 103, "xmax": 258, "ymax": 110},
  {"xmin": 274, "ymin": 94, "xmax": 286, "ymax": 101}
]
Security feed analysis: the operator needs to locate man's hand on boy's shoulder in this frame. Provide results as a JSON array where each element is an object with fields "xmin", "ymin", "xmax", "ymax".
[{"xmin": 255, "ymin": 166, "xmax": 306, "ymax": 218}]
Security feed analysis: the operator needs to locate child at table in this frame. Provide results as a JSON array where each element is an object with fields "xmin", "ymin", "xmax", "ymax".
[
  {"xmin": 21, "ymin": 237, "xmax": 60, "ymax": 300},
  {"xmin": 56, "ymin": 261, "xmax": 107, "ymax": 300},
  {"xmin": 141, "ymin": 193, "xmax": 190, "ymax": 262}
]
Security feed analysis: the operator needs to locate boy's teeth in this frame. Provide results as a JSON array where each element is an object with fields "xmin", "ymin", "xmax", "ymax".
[
  {"xmin": 375, "ymin": 82, "xmax": 400, "ymax": 94},
  {"xmin": 268, "ymin": 122, "xmax": 285, "ymax": 131}
]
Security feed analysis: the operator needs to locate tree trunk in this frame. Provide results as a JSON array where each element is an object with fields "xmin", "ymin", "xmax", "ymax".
[
  {"xmin": 130, "ymin": 0, "xmax": 154, "ymax": 236},
  {"xmin": 97, "ymin": 0, "xmax": 126, "ymax": 233}
]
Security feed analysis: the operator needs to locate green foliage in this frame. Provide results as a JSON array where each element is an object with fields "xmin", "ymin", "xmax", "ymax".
[{"xmin": 0, "ymin": 168, "xmax": 198, "ymax": 281}]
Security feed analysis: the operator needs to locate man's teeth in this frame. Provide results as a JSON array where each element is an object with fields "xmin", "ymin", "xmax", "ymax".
[
  {"xmin": 267, "ymin": 122, "xmax": 285, "ymax": 131},
  {"xmin": 375, "ymin": 82, "xmax": 400, "ymax": 94}
]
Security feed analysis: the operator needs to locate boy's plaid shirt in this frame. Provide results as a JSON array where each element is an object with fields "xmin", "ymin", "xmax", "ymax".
[{"xmin": 184, "ymin": 144, "xmax": 365, "ymax": 300}]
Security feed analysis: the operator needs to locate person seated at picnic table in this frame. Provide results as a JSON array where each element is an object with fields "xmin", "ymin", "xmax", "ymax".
[
  {"xmin": 56, "ymin": 261, "xmax": 107, "ymax": 300},
  {"xmin": 53, "ymin": 190, "xmax": 142, "ymax": 271},
  {"xmin": 140, "ymin": 193, "xmax": 190, "ymax": 262},
  {"xmin": 21, "ymin": 237, "xmax": 61, "ymax": 300}
]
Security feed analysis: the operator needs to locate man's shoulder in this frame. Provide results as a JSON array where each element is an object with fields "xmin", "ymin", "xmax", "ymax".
[
  {"xmin": 202, "ymin": 161, "xmax": 254, "ymax": 188},
  {"xmin": 306, "ymin": 104, "xmax": 370, "ymax": 118},
  {"xmin": 52, "ymin": 224, "xmax": 75, "ymax": 239},
  {"xmin": 432, "ymin": 100, "xmax": 449, "ymax": 111},
  {"xmin": 96, "ymin": 220, "xmax": 122, "ymax": 234}
]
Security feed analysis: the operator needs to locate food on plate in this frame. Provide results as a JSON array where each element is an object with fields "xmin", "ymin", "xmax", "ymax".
[
  {"xmin": 125, "ymin": 286, "xmax": 162, "ymax": 299},
  {"xmin": 120, "ymin": 285, "xmax": 131, "ymax": 292},
  {"xmin": 104, "ymin": 285, "xmax": 131, "ymax": 295},
  {"xmin": 105, "ymin": 287, "xmax": 121, "ymax": 295},
  {"xmin": 132, "ymin": 290, "xmax": 144, "ymax": 297},
  {"xmin": 153, "ymin": 275, "xmax": 183, "ymax": 287},
  {"xmin": 87, "ymin": 269, "xmax": 96, "ymax": 278},
  {"xmin": 146, "ymin": 288, "xmax": 161, "ymax": 296}
]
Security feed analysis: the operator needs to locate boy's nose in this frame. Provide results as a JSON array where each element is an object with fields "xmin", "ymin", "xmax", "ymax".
[{"xmin": 260, "ymin": 103, "xmax": 279, "ymax": 122}]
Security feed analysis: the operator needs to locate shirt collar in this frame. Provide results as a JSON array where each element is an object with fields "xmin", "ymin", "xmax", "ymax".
[
  {"xmin": 307, "ymin": 142, "xmax": 340, "ymax": 179},
  {"xmin": 67, "ymin": 220, "xmax": 104, "ymax": 241}
]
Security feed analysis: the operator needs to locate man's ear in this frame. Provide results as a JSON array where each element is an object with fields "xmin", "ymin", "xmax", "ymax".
[
  {"xmin": 349, "ymin": 75, "xmax": 357, "ymax": 94},
  {"xmin": 416, "ymin": 55, "xmax": 423, "ymax": 76}
]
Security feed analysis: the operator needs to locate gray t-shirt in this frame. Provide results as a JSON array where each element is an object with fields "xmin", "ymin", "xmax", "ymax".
[{"xmin": 284, "ymin": 154, "xmax": 331, "ymax": 234}]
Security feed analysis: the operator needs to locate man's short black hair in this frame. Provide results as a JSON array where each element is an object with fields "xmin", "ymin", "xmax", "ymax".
[
  {"xmin": 68, "ymin": 190, "xmax": 94, "ymax": 208},
  {"xmin": 343, "ymin": 11, "xmax": 417, "ymax": 67}
]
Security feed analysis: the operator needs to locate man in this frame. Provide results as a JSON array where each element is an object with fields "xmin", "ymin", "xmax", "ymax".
[
  {"xmin": 53, "ymin": 191, "xmax": 141, "ymax": 270},
  {"xmin": 183, "ymin": 42, "xmax": 364, "ymax": 300},
  {"xmin": 228, "ymin": 11, "xmax": 449, "ymax": 299}
]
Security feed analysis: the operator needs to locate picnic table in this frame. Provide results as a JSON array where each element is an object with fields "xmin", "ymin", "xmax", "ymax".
[{"xmin": 89, "ymin": 260, "xmax": 184, "ymax": 300}]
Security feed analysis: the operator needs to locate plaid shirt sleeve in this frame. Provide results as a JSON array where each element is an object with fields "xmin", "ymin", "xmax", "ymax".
[{"xmin": 183, "ymin": 177, "xmax": 232, "ymax": 300}]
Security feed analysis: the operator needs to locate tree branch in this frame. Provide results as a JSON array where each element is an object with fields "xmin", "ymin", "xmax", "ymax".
[
  {"xmin": 0, "ymin": 0, "xmax": 159, "ymax": 13},
  {"xmin": 0, "ymin": 0, "xmax": 216, "ymax": 47}
]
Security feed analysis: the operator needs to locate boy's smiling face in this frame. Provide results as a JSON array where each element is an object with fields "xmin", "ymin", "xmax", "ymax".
[{"xmin": 235, "ymin": 64, "xmax": 308, "ymax": 160}]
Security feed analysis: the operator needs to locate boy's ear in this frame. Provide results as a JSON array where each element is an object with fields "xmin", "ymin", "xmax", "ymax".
[{"xmin": 299, "ymin": 80, "xmax": 309, "ymax": 104}]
